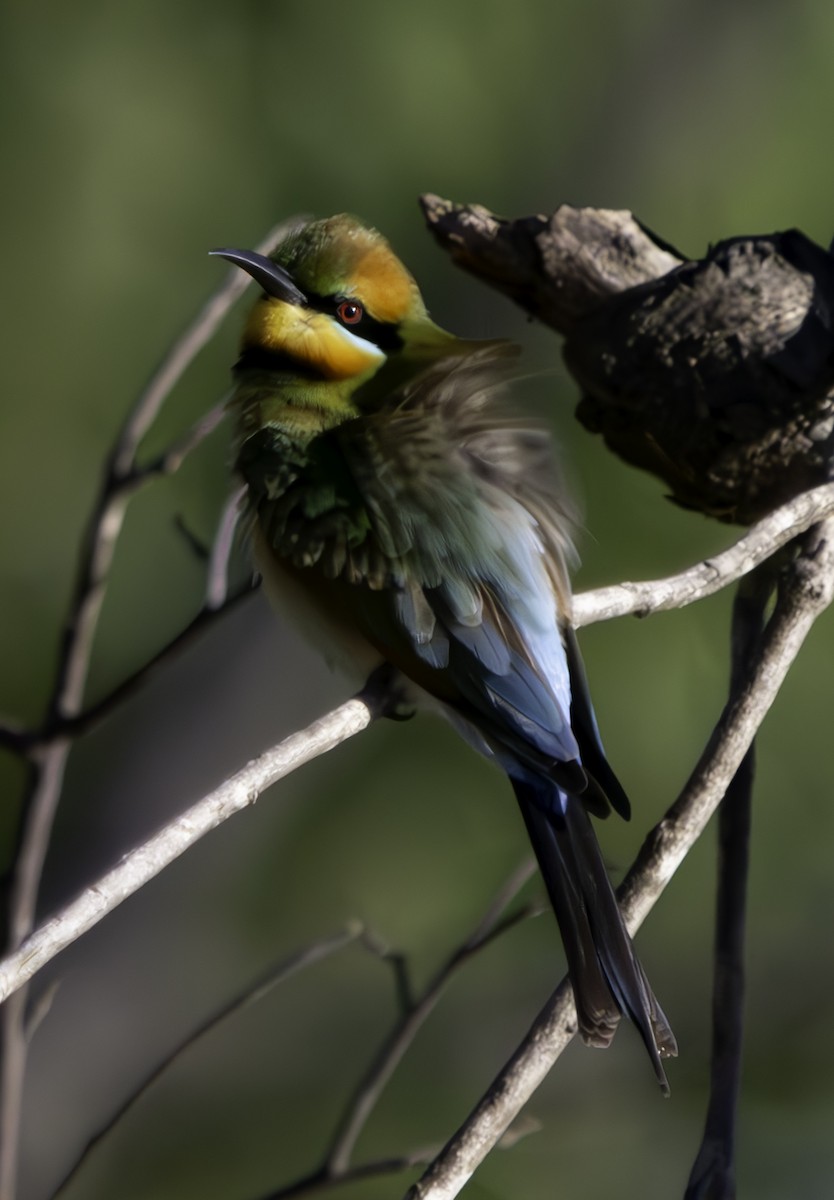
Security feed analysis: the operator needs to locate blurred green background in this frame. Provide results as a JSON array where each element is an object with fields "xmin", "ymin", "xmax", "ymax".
[{"xmin": 2, "ymin": 2, "xmax": 834, "ymax": 1198}]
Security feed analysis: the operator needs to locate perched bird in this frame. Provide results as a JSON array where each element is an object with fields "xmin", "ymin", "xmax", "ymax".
[{"xmin": 212, "ymin": 215, "xmax": 677, "ymax": 1090}]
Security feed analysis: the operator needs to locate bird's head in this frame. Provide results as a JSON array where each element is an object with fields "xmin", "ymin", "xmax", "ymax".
[{"xmin": 212, "ymin": 215, "xmax": 454, "ymax": 391}]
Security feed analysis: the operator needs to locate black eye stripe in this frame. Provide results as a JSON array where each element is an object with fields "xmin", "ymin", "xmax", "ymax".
[
  {"xmin": 305, "ymin": 289, "xmax": 404, "ymax": 352},
  {"xmin": 233, "ymin": 347, "xmax": 323, "ymax": 379}
]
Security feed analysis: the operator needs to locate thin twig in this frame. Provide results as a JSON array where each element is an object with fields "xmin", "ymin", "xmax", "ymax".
[
  {"xmin": 111, "ymin": 222, "xmax": 298, "ymax": 478},
  {"xmin": 255, "ymin": 1151, "xmax": 437, "ymax": 1200},
  {"xmin": 51, "ymin": 865, "xmax": 535, "ymax": 1200},
  {"xmin": 357, "ymin": 926, "xmax": 416, "ymax": 1015},
  {"xmin": 4, "ymin": 585, "xmax": 258, "ymax": 754},
  {"xmin": 405, "ymin": 519, "xmax": 834, "ymax": 1200},
  {"xmin": 50, "ymin": 927, "xmax": 362, "ymax": 1200},
  {"xmin": 324, "ymin": 866, "xmax": 539, "ymax": 1178},
  {"xmin": 52, "ymin": 585, "xmax": 258, "ymax": 744},
  {"xmin": 253, "ymin": 863, "xmax": 539, "ymax": 1200},
  {"xmin": 461, "ymin": 858, "xmax": 538, "ymax": 951},
  {"xmin": 138, "ymin": 396, "xmax": 230, "ymax": 481},
  {"xmin": 0, "ymin": 219, "xmax": 296, "ymax": 1200}
]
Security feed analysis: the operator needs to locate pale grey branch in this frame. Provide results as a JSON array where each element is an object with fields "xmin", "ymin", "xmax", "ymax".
[
  {"xmin": 405, "ymin": 519, "xmax": 834, "ymax": 1200},
  {"xmin": 0, "ymin": 219, "xmax": 298, "ymax": 1198},
  {"xmin": 0, "ymin": 696, "xmax": 376, "ymax": 1007},
  {"xmin": 572, "ymin": 482, "xmax": 834, "ymax": 627},
  {"xmin": 3, "ymin": 493, "xmax": 829, "ymax": 1016}
]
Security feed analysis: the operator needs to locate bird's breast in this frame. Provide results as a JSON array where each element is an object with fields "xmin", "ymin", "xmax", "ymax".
[{"xmin": 252, "ymin": 523, "xmax": 384, "ymax": 682}]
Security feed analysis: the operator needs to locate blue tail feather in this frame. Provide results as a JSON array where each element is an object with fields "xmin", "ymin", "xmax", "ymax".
[{"xmin": 513, "ymin": 778, "xmax": 677, "ymax": 1093}]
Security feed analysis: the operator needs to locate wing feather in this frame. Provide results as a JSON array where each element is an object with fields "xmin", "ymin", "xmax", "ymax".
[{"xmin": 241, "ymin": 345, "xmax": 603, "ymax": 798}]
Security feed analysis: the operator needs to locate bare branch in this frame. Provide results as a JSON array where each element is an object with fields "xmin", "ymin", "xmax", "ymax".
[
  {"xmin": 421, "ymin": 195, "xmax": 834, "ymax": 527},
  {"xmin": 405, "ymin": 519, "xmax": 834, "ymax": 1200},
  {"xmin": 57, "ymin": 584, "xmax": 258, "ymax": 743},
  {"xmin": 0, "ymin": 217, "xmax": 305, "ymax": 1199},
  {"xmin": 571, "ymin": 482, "xmax": 834, "ymax": 627},
  {"xmin": 324, "ymin": 862, "xmax": 539, "ymax": 1178},
  {"xmin": 5, "ymin": 481, "xmax": 826, "ymax": 757},
  {"xmin": 0, "ymin": 680, "xmax": 393, "ymax": 1007},
  {"xmin": 111, "ymin": 220, "xmax": 299, "ymax": 477},
  {"xmin": 2, "ymin": 458, "xmax": 829, "ymax": 1198},
  {"xmin": 685, "ymin": 565, "xmax": 776, "ymax": 1200},
  {"xmin": 357, "ymin": 926, "xmax": 416, "ymax": 1015},
  {"xmin": 137, "ymin": 396, "xmax": 230, "ymax": 481},
  {"xmin": 419, "ymin": 194, "xmax": 682, "ymax": 326},
  {"xmin": 3, "ymin": 488, "xmax": 828, "ymax": 1009},
  {"xmin": 50, "ymin": 927, "xmax": 362, "ymax": 1200},
  {"xmin": 253, "ymin": 862, "xmax": 539, "ymax": 1200},
  {"xmin": 255, "ymin": 1150, "xmax": 437, "ymax": 1200},
  {"xmin": 45, "ymin": 862, "xmax": 537, "ymax": 1200},
  {"xmin": 460, "ymin": 857, "xmax": 538, "ymax": 951},
  {"xmin": 11, "ymin": 195, "xmax": 829, "ymax": 1200}
]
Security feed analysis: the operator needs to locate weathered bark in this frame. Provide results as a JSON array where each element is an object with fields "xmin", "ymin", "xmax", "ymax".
[{"xmin": 421, "ymin": 195, "xmax": 834, "ymax": 523}]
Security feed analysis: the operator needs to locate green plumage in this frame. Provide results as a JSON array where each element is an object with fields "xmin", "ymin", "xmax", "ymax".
[
  {"xmin": 217, "ymin": 215, "xmax": 676, "ymax": 1089},
  {"xmin": 236, "ymin": 344, "xmax": 574, "ymax": 613}
]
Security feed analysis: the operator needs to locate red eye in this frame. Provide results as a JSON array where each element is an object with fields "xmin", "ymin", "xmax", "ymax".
[{"xmin": 337, "ymin": 300, "xmax": 363, "ymax": 325}]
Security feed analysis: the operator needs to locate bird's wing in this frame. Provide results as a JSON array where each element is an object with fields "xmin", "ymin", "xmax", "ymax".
[{"xmin": 242, "ymin": 348, "xmax": 603, "ymax": 802}]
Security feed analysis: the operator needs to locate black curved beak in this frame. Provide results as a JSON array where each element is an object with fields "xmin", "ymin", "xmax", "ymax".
[{"xmin": 209, "ymin": 247, "xmax": 307, "ymax": 306}]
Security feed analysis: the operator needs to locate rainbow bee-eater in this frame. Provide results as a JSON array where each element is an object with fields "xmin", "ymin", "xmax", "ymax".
[{"xmin": 212, "ymin": 215, "xmax": 677, "ymax": 1090}]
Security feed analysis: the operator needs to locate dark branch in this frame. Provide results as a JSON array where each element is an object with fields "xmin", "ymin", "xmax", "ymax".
[
  {"xmin": 685, "ymin": 560, "xmax": 780, "ymax": 1200},
  {"xmin": 263, "ymin": 862, "xmax": 538, "ymax": 1200},
  {"xmin": 256, "ymin": 1151, "xmax": 437, "ymax": 1200},
  {"xmin": 324, "ymin": 862, "xmax": 539, "ymax": 1178},
  {"xmin": 49, "ymin": 928, "xmax": 362, "ymax": 1200},
  {"xmin": 421, "ymin": 194, "xmax": 834, "ymax": 525},
  {"xmin": 45, "ymin": 867, "xmax": 537, "ymax": 1200}
]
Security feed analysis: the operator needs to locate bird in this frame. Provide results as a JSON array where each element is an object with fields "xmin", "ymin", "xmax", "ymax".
[{"xmin": 211, "ymin": 214, "xmax": 677, "ymax": 1091}]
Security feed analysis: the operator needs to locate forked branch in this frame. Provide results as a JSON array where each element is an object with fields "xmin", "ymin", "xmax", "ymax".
[
  {"xmin": 404, "ymin": 519, "xmax": 834, "ymax": 1199},
  {"xmin": 2, "ymin": 494, "xmax": 831, "ymax": 1011}
]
